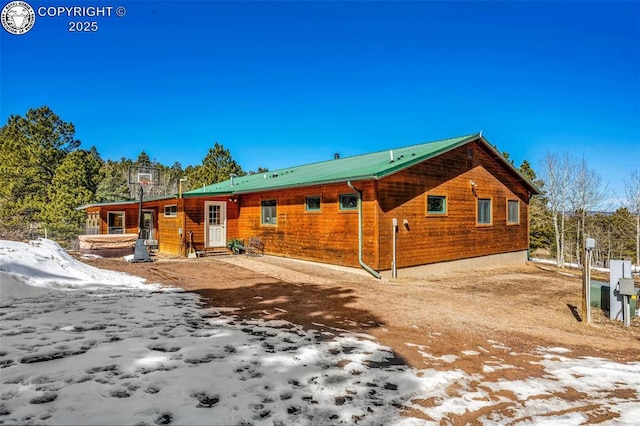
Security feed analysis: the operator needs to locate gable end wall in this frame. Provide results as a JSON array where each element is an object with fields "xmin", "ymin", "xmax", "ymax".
[{"xmin": 376, "ymin": 141, "xmax": 531, "ymax": 269}]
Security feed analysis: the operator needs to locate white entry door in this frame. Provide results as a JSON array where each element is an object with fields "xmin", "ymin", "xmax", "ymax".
[{"xmin": 205, "ymin": 201, "xmax": 226, "ymax": 248}]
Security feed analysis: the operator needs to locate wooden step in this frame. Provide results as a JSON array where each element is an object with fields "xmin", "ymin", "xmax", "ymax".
[{"xmin": 197, "ymin": 248, "xmax": 230, "ymax": 257}]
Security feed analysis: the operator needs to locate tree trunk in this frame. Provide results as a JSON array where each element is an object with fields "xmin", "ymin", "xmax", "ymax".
[
  {"xmin": 553, "ymin": 212, "xmax": 561, "ymax": 267},
  {"xmin": 576, "ymin": 217, "xmax": 581, "ymax": 268},
  {"xmin": 607, "ymin": 230, "xmax": 611, "ymax": 268},
  {"xmin": 636, "ymin": 214, "xmax": 639, "ymax": 268},
  {"xmin": 560, "ymin": 210, "xmax": 566, "ymax": 268}
]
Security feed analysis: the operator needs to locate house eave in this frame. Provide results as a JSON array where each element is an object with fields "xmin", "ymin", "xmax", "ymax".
[
  {"xmin": 182, "ymin": 191, "xmax": 234, "ymax": 198},
  {"xmin": 76, "ymin": 200, "xmax": 138, "ymax": 210},
  {"xmin": 76, "ymin": 194, "xmax": 178, "ymax": 210}
]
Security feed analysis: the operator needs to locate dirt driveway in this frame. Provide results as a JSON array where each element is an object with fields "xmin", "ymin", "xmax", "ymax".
[
  {"xmin": 82, "ymin": 253, "xmax": 639, "ymax": 360},
  {"xmin": 82, "ymin": 253, "xmax": 640, "ymax": 423}
]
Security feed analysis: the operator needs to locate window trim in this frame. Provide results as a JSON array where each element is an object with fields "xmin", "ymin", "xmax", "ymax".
[
  {"xmin": 107, "ymin": 211, "xmax": 126, "ymax": 234},
  {"xmin": 507, "ymin": 199, "xmax": 520, "ymax": 225},
  {"xmin": 476, "ymin": 198, "xmax": 492, "ymax": 226},
  {"xmin": 339, "ymin": 193, "xmax": 358, "ymax": 211},
  {"xmin": 305, "ymin": 195, "xmax": 322, "ymax": 212},
  {"xmin": 426, "ymin": 194, "xmax": 448, "ymax": 216},
  {"xmin": 261, "ymin": 199, "xmax": 277, "ymax": 225},
  {"xmin": 164, "ymin": 204, "xmax": 178, "ymax": 217}
]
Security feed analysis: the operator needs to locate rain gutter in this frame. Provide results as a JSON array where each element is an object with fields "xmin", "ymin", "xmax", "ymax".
[{"xmin": 347, "ymin": 180, "xmax": 381, "ymax": 279}]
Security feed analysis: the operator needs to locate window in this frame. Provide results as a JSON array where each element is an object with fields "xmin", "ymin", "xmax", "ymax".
[
  {"xmin": 261, "ymin": 199, "xmax": 277, "ymax": 225},
  {"xmin": 208, "ymin": 204, "xmax": 221, "ymax": 225},
  {"xmin": 107, "ymin": 212, "xmax": 125, "ymax": 234},
  {"xmin": 86, "ymin": 212, "xmax": 99, "ymax": 235},
  {"xmin": 164, "ymin": 204, "xmax": 178, "ymax": 217},
  {"xmin": 306, "ymin": 196, "xmax": 321, "ymax": 211},
  {"xmin": 477, "ymin": 199, "xmax": 492, "ymax": 225},
  {"xmin": 340, "ymin": 194, "xmax": 358, "ymax": 210},
  {"xmin": 466, "ymin": 147, "xmax": 474, "ymax": 160},
  {"xmin": 508, "ymin": 200, "xmax": 520, "ymax": 224},
  {"xmin": 426, "ymin": 195, "xmax": 447, "ymax": 215}
]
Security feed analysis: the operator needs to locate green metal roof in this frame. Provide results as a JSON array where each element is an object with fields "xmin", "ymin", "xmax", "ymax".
[
  {"xmin": 184, "ymin": 132, "xmax": 517, "ymax": 197},
  {"xmin": 77, "ymin": 133, "xmax": 539, "ymax": 209}
]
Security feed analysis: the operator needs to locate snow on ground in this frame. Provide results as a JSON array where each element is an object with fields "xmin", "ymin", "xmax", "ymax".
[
  {"xmin": 1, "ymin": 240, "xmax": 639, "ymax": 425},
  {"xmin": 531, "ymin": 257, "xmax": 640, "ymax": 274}
]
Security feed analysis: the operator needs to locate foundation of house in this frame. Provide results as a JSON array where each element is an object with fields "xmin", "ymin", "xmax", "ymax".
[{"xmin": 381, "ymin": 250, "xmax": 529, "ymax": 279}]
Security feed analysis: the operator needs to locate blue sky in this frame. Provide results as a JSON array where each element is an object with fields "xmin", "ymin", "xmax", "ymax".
[{"xmin": 1, "ymin": 1, "xmax": 638, "ymax": 204}]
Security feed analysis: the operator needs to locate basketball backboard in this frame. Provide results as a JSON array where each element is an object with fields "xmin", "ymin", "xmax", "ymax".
[{"xmin": 128, "ymin": 166, "xmax": 161, "ymax": 186}]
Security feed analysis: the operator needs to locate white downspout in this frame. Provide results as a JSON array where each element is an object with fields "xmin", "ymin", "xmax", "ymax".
[{"xmin": 347, "ymin": 181, "xmax": 381, "ymax": 279}]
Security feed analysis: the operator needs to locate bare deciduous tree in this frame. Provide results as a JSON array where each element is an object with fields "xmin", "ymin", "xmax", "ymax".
[
  {"xmin": 540, "ymin": 152, "xmax": 572, "ymax": 267},
  {"xmin": 567, "ymin": 157, "xmax": 609, "ymax": 266},
  {"xmin": 624, "ymin": 169, "xmax": 640, "ymax": 268}
]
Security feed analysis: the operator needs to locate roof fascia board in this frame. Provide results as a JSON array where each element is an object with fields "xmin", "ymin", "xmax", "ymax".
[
  {"xmin": 76, "ymin": 200, "xmax": 137, "ymax": 210},
  {"xmin": 230, "ymin": 176, "xmax": 374, "ymax": 195},
  {"xmin": 182, "ymin": 191, "xmax": 233, "ymax": 198},
  {"xmin": 76, "ymin": 194, "xmax": 178, "ymax": 210}
]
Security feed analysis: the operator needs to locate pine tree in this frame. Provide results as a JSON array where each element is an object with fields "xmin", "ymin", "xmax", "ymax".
[
  {"xmin": 44, "ymin": 149, "xmax": 103, "ymax": 234},
  {"xmin": 154, "ymin": 161, "xmax": 185, "ymax": 196},
  {"xmin": 519, "ymin": 160, "xmax": 554, "ymax": 251},
  {"xmin": 95, "ymin": 160, "xmax": 131, "ymax": 202},
  {"xmin": 136, "ymin": 151, "xmax": 152, "ymax": 167},
  {"xmin": 0, "ymin": 106, "xmax": 80, "ymax": 238},
  {"xmin": 187, "ymin": 142, "xmax": 243, "ymax": 189}
]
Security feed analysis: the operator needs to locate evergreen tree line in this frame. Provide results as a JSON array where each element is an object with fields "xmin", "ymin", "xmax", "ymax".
[
  {"xmin": 0, "ymin": 106, "xmax": 262, "ymax": 241},
  {"xmin": 0, "ymin": 106, "xmax": 638, "ymax": 268}
]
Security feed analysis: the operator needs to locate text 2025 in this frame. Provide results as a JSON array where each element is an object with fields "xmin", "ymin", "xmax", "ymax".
[{"xmin": 68, "ymin": 22, "xmax": 98, "ymax": 32}]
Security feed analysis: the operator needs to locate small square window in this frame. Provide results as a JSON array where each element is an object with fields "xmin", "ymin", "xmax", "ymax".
[
  {"xmin": 340, "ymin": 194, "xmax": 358, "ymax": 210},
  {"xmin": 508, "ymin": 200, "xmax": 519, "ymax": 224},
  {"xmin": 164, "ymin": 204, "xmax": 177, "ymax": 217},
  {"xmin": 261, "ymin": 199, "xmax": 277, "ymax": 225},
  {"xmin": 306, "ymin": 196, "xmax": 321, "ymax": 211},
  {"xmin": 477, "ymin": 199, "xmax": 492, "ymax": 225},
  {"xmin": 427, "ymin": 195, "xmax": 447, "ymax": 215}
]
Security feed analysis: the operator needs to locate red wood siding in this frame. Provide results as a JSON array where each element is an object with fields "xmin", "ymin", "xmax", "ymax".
[
  {"xmin": 179, "ymin": 197, "xmax": 240, "ymax": 254},
  {"xmin": 375, "ymin": 142, "xmax": 530, "ymax": 270},
  {"xmin": 97, "ymin": 204, "xmax": 139, "ymax": 235},
  {"xmin": 236, "ymin": 182, "xmax": 377, "ymax": 268},
  {"xmin": 157, "ymin": 200, "xmax": 182, "ymax": 255},
  {"xmin": 86, "ymin": 140, "xmax": 531, "ymax": 269}
]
